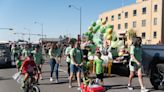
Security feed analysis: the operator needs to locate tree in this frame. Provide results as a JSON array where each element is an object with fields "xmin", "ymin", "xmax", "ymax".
[{"xmin": 126, "ymin": 29, "xmax": 137, "ymax": 39}]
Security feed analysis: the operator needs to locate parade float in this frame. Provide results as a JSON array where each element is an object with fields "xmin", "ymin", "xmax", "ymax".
[{"xmin": 83, "ymin": 19, "xmax": 130, "ymax": 76}]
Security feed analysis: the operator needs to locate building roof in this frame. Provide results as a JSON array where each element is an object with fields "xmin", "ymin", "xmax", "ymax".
[{"xmin": 39, "ymin": 38, "xmax": 64, "ymax": 42}]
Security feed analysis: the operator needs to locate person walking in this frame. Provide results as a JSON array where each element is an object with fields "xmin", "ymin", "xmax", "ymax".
[
  {"xmin": 69, "ymin": 42, "xmax": 83, "ymax": 90},
  {"xmin": 93, "ymin": 52, "xmax": 104, "ymax": 85},
  {"xmin": 127, "ymin": 37, "xmax": 149, "ymax": 92},
  {"xmin": 32, "ymin": 45, "xmax": 43, "ymax": 82},
  {"xmin": 65, "ymin": 42, "xmax": 74, "ymax": 77},
  {"xmin": 49, "ymin": 43, "xmax": 60, "ymax": 83}
]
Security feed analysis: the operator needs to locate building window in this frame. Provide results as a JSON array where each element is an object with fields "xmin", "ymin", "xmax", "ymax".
[
  {"xmin": 154, "ymin": 5, "xmax": 158, "ymax": 12},
  {"xmin": 133, "ymin": 10, "xmax": 137, "ymax": 16},
  {"xmin": 142, "ymin": 7, "xmax": 147, "ymax": 14},
  {"xmin": 125, "ymin": 12, "xmax": 128, "ymax": 18},
  {"xmin": 133, "ymin": 21, "xmax": 137, "ymax": 28},
  {"xmin": 125, "ymin": 23, "xmax": 128, "ymax": 29},
  {"xmin": 118, "ymin": 24, "xmax": 121, "ymax": 30},
  {"xmin": 142, "ymin": 20, "xmax": 146, "ymax": 27},
  {"xmin": 153, "ymin": 31, "xmax": 157, "ymax": 38},
  {"xmin": 106, "ymin": 17, "xmax": 108, "ymax": 22},
  {"xmin": 142, "ymin": 32, "xmax": 146, "ymax": 39},
  {"xmin": 154, "ymin": 18, "xmax": 157, "ymax": 25},
  {"xmin": 118, "ymin": 14, "xmax": 121, "ymax": 20},
  {"xmin": 111, "ymin": 15, "xmax": 114, "ymax": 21}
]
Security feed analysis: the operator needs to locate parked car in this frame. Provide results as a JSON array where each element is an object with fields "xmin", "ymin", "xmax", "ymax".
[{"xmin": 0, "ymin": 43, "xmax": 12, "ymax": 67}]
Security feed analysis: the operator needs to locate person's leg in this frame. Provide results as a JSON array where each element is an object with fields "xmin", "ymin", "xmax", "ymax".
[
  {"xmin": 76, "ymin": 71, "xmax": 81, "ymax": 87},
  {"xmin": 69, "ymin": 64, "xmax": 75, "ymax": 88},
  {"xmin": 39, "ymin": 64, "xmax": 43, "ymax": 80},
  {"xmin": 49, "ymin": 59, "xmax": 55, "ymax": 79},
  {"xmin": 67, "ymin": 62, "xmax": 70, "ymax": 76},
  {"xmin": 138, "ymin": 69, "xmax": 149, "ymax": 92},
  {"xmin": 55, "ymin": 63, "xmax": 59, "ymax": 82},
  {"xmin": 128, "ymin": 71, "xmax": 134, "ymax": 86},
  {"xmin": 138, "ymin": 69, "xmax": 145, "ymax": 89},
  {"xmin": 100, "ymin": 73, "xmax": 104, "ymax": 85}
]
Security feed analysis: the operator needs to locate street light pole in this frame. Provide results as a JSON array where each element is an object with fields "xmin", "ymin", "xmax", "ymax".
[
  {"xmin": 24, "ymin": 28, "xmax": 31, "ymax": 43},
  {"xmin": 34, "ymin": 21, "xmax": 44, "ymax": 45},
  {"xmin": 69, "ymin": 5, "xmax": 82, "ymax": 40},
  {"xmin": 0, "ymin": 28, "xmax": 13, "ymax": 30}
]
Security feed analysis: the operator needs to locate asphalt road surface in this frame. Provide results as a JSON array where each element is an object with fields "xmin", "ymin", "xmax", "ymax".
[{"xmin": 0, "ymin": 61, "xmax": 163, "ymax": 92}]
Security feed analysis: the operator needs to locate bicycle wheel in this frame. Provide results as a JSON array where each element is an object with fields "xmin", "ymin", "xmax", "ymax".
[{"xmin": 32, "ymin": 85, "xmax": 40, "ymax": 92}]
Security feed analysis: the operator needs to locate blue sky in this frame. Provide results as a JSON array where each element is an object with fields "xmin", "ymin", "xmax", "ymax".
[{"xmin": 0, "ymin": 0, "xmax": 135, "ymax": 42}]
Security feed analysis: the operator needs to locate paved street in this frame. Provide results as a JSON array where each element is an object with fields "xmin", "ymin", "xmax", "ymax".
[{"xmin": 0, "ymin": 61, "xmax": 163, "ymax": 92}]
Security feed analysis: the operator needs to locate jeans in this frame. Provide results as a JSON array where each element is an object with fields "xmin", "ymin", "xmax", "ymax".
[
  {"xmin": 67, "ymin": 62, "xmax": 70, "ymax": 76},
  {"xmin": 49, "ymin": 59, "xmax": 59, "ymax": 80}
]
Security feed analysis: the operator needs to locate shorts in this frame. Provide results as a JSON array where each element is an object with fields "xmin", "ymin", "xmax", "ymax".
[
  {"xmin": 70, "ymin": 64, "xmax": 82, "ymax": 73},
  {"xmin": 129, "ymin": 61, "xmax": 142, "ymax": 72},
  {"xmin": 96, "ymin": 73, "xmax": 103, "ymax": 81}
]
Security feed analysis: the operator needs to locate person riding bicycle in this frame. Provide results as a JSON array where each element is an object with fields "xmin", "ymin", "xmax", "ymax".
[{"xmin": 20, "ymin": 53, "xmax": 37, "ymax": 88}]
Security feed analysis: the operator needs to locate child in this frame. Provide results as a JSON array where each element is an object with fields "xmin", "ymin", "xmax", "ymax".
[
  {"xmin": 83, "ymin": 71, "xmax": 91, "ymax": 87},
  {"xmin": 93, "ymin": 52, "xmax": 104, "ymax": 85},
  {"xmin": 20, "ymin": 54, "xmax": 37, "ymax": 88},
  {"xmin": 16, "ymin": 55, "xmax": 22, "ymax": 71}
]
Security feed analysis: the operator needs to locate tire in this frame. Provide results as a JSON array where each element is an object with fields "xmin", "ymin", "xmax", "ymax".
[
  {"xmin": 150, "ymin": 65, "xmax": 160, "ymax": 90},
  {"xmin": 32, "ymin": 85, "xmax": 40, "ymax": 92}
]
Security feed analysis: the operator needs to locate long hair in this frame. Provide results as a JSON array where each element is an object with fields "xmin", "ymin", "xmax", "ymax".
[{"xmin": 132, "ymin": 37, "xmax": 142, "ymax": 47}]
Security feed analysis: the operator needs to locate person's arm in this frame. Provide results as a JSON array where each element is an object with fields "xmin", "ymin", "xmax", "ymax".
[
  {"xmin": 70, "ymin": 49, "xmax": 78, "ymax": 66},
  {"xmin": 80, "ymin": 50, "xmax": 84, "ymax": 66},
  {"xmin": 130, "ymin": 46, "xmax": 141, "ymax": 66}
]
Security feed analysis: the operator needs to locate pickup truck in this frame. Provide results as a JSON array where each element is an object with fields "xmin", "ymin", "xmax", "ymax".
[{"xmin": 142, "ymin": 45, "xmax": 164, "ymax": 90}]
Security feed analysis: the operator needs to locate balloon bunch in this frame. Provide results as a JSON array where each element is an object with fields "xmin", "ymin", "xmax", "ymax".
[{"xmin": 84, "ymin": 19, "xmax": 124, "ymax": 49}]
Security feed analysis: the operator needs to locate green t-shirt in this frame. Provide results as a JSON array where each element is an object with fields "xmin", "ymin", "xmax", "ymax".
[
  {"xmin": 90, "ymin": 44, "xmax": 96, "ymax": 54},
  {"xmin": 130, "ymin": 45, "xmax": 142, "ymax": 62},
  {"xmin": 83, "ymin": 77, "xmax": 90, "ymax": 86},
  {"xmin": 32, "ymin": 50, "xmax": 42, "ymax": 65},
  {"xmin": 70, "ymin": 48, "xmax": 83, "ymax": 65},
  {"xmin": 49, "ymin": 48, "xmax": 59, "ymax": 59},
  {"xmin": 22, "ymin": 49, "xmax": 31, "ymax": 58},
  {"xmin": 65, "ymin": 46, "xmax": 72, "ymax": 62},
  {"xmin": 94, "ymin": 58, "xmax": 104, "ymax": 74},
  {"xmin": 16, "ymin": 59, "xmax": 22, "ymax": 68}
]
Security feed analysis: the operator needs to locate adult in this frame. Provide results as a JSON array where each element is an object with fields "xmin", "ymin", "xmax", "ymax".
[
  {"xmin": 69, "ymin": 42, "xmax": 83, "ymax": 90},
  {"xmin": 49, "ymin": 43, "xmax": 60, "ymax": 83},
  {"xmin": 127, "ymin": 37, "xmax": 149, "ymax": 92},
  {"xmin": 65, "ymin": 42, "xmax": 74, "ymax": 76}
]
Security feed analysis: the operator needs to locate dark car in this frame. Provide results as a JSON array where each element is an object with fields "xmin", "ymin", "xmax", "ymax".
[{"xmin": 0, "ymin": 44, "xmax": 12, "ymax": 67}]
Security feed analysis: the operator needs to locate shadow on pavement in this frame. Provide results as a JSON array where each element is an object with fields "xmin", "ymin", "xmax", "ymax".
[
  {"xmin": 0, "ymin": 77, "xmax": 13, "ymax": 81},
  {"xmin": 40, "ymin": 80, "xmax": 68, "ymax": 85}
]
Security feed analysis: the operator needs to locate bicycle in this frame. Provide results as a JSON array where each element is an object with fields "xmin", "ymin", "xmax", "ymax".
[{"xmin": 23, "ymin": 72, "xmax": 40, "ymax": 92}]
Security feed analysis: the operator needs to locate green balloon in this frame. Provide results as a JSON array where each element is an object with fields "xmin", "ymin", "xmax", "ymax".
[
  {"xmin": 112, "ymin": 32, "xmax": 117, "ymax": 41},
  {"xmin": 96, "ymin": 19, "xmax": 102, "ymax": 25},
  {"xmin": 100, "ymin": 27, "xmax": 106, "ymax": 33},
  {"xmin": 93, "ymin": 25, "xmax": 100, "ymax": 33},
  {"xmin": 112, "ymin": 35, "xmax": 117, "ymax": 41},
  {"xmin": 106, "ymin": 24, "xmax": 113, "ymax": 28},
  {"xmin": 92, "ymin": 22, "xmax": 96, "ymax": 27}
]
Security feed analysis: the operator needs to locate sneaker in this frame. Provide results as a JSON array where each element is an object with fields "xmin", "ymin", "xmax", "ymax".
[
  {"xmin": 21, "ymin": 82, "xmax": 25, "ymax": 89},
  {"xmin": 55, "ymin": 80, "xmax": 59, "ymax": 83},
  {"xmin": 77, "ymin": 87, "xmax": 81, "ymax": 90},
  {"xmin": 69, "ymin": 85, "xmax": 72, "ymax": 88},
  {"xmin": 127, "ymin": 86, "xmax": 134, "ymax": 90},
  {"xmin": 40, "ymin": 76, "xmax": 43, "ymax": 80},
  {"xmin": 50, "ymin": 77, "xmax": 53, "ymax": 82},
  {"xmin": 141, "ymin": 88, "xmax": 149, "ymax": 92}
]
